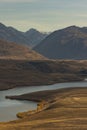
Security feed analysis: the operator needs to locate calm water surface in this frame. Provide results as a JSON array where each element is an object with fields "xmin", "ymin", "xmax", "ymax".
[{"xmin": 0, "ymin": 81, "xmax": 87, "ymax": 122}]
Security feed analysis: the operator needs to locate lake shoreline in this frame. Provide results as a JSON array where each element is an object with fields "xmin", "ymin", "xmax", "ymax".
[
  {"xmin": 6, "ymin": 87, "xmax": 87, "ymax": 120},
  {"xmin": 0, "ymin": 78, "xmax": 84, "ymax": 91},
  {"xmin": 1, "ymin": 81, "xmax": 87, "ymax": 122},
  {"xmin": 0, "ymin": 87, "xmax": 87, "ymax": 130}
]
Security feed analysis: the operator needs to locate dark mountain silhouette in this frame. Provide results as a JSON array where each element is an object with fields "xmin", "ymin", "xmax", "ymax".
[
  {"xmin": 0, "ymin": 39, "xmax": 46, "ymax": 60},
  {"xmin": 24, "ymin": 28, "xmax": 48, "ymax": 47},
  {"xmin": 0, "ymin": 23, "xmax": 48, "ymax": 47},
  {"xmin": 33, "ymin": 26, "xmax": 87, "ymax": 60},
  {"xmin": 0, "ymin": 23, "xmax": 29, "ymax": 45}
]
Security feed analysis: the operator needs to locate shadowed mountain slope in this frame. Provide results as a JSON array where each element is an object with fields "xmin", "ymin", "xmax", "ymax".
[
  {"xmin": 24, "ymin": 28, "xmax": 48, "ymax": 47},
  {"xmin": 0, "ymin": 23, "xmax": 29, "ymax": 45},
  {"xmin": 0, "ymin": 23, "xmax": 48, "ymax": 47},
  {"xmin": 34, "ymin": 26, "xmax": 87, "ymax": 59}
]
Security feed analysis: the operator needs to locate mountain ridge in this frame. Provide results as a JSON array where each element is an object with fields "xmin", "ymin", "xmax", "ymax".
[
  {"xmin": 33, "ymin": 25, "xmax": 87, "ymax": 60},
  {"xmin": 0, "ymin": 23, "xmax": 48, "ymax": 47},
  {"xmin": 24, "ymin": 28, "xmax": 48, "ymax": 47}
]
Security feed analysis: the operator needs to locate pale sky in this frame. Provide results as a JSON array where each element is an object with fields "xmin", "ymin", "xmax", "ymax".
[{"xmin": 0, "ymin": 0, "xmax": 87, "ymax": 32}]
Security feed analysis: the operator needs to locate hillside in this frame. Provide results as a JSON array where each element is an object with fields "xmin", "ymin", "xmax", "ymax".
[
  {"xmin": 0, "ymin": 23, "xmax": 48, "ymax": 47},
  {"xmin": 0, "ymin": 39, "xmax": 46, "ymax": 60},
  {"xmin": 34, "ymin": 26, "xmax": 87, "ymax": 59},
  {"xmin": 0, "ymin": 59, "xmax": 87, "ymax": 90},
  {"xmin": 0, "ymin": 87, "xmax": 87, "ymax": 130}
]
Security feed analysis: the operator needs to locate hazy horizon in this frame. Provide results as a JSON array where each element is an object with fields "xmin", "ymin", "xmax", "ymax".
[
  {"xmin": 0, "ymin": 0, "xmax": 87, "ymax": 32},
  {"xmin": 1, "ymin": 22, "xmax": 87, "ymax": 33}
]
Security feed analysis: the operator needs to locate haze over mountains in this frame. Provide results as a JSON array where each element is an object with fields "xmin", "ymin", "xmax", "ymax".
[
  {"xmin": 0, "ymin": 23, "xmax": 48, "ymax": 48},
  {"xmin": 34, "ymin": 26, "xmax": 87, "ymax": 60}
]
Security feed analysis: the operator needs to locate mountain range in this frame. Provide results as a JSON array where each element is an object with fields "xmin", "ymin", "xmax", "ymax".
[
  {"xmin": 1, "ymin": 23, "xmax": 87, "ymax": 60},
  {"xmin": 34, "ymin": 26, "xmax": 87, "ymax": 60},
  {"xmin": 0, "ymin": 23, "xmax": 48, "ymax": 48}
]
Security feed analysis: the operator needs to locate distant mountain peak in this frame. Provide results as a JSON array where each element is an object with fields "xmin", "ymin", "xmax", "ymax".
[
  {"xmin": 28, "ymin": 28, "xmax": 38, "ymax": 32},
  {"xmin": 26, "ymin": 28, "xmax": 49, "ymax": 35},
  {"xmin": 24, "ymin": 28, "xmax": 48, "ymax": 47},
  {"xmin": 0, "ymin": 23, "xmax": 48, "ymax": 48},
  {"xmin": 0, "ymin": 22, "xmax": 5, "ymax": 26},
  {"xmin": 62, "ymin": 25, "xmax": 81, "ymax": 31},
  {"xmin": 25, "ymin": 28, "xmax": 40, "ymax": 35},
  {"xmin": 67, "ymin": 25, "xmax": 79, "ymax": 28},
  {"xmin": 0, "ymin": 22, "xmax": 6, "ymax": 29},
  {"xmin": 34, "ymin": 25, "xmax": 87, "ymax": 60}
]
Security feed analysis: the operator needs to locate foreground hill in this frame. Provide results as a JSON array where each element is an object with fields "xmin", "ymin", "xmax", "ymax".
[
  {"xmin": 0, "ymin": 39, "xmax": 46, "ymax": 60},
  {"xmin": 0, "ymin": 23, "xmax": 48, "ymax": 47},
  {"xmin": 0, "ymin": 87, "xmax": 87, "ymax": 130},
  {"xmin": 0, "ymin": 59, "xmax": 87, "ymax": 90},
  {"xmin": 34, "ymin": 26, "xmax": 87, "ymax": 59}
]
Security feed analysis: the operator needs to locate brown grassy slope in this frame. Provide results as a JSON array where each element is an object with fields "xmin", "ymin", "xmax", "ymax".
[
  {"xmin": 0, "ymin": 87, "xmax": 87, "ymax": 130},
  {"xmin": 0, "ymin": 39, "xmax": 46, "ymax": 60},
  {"xmin": 1, "ymin": 59, "xmax": 87, "ymax": 90}
]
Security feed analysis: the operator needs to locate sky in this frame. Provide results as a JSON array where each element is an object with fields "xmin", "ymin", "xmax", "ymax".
[{"xmin": 0, "ymin": 0, "xmax": 87, "ymax": 32}]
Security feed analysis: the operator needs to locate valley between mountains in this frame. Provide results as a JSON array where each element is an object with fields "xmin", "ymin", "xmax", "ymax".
[{"xmin": 0, "ymin": 24, "xmax": 87, "ymax": 130}]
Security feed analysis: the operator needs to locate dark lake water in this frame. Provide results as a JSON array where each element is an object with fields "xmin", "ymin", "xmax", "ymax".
[{"xmin": 0, "ymin": 81, "xmax": 87, "ymax": 122}]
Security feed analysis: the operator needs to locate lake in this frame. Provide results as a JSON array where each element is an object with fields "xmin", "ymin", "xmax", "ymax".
[{"xmin": 0, "ymin": 81, "xmax": 87, "ymax": 122}]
